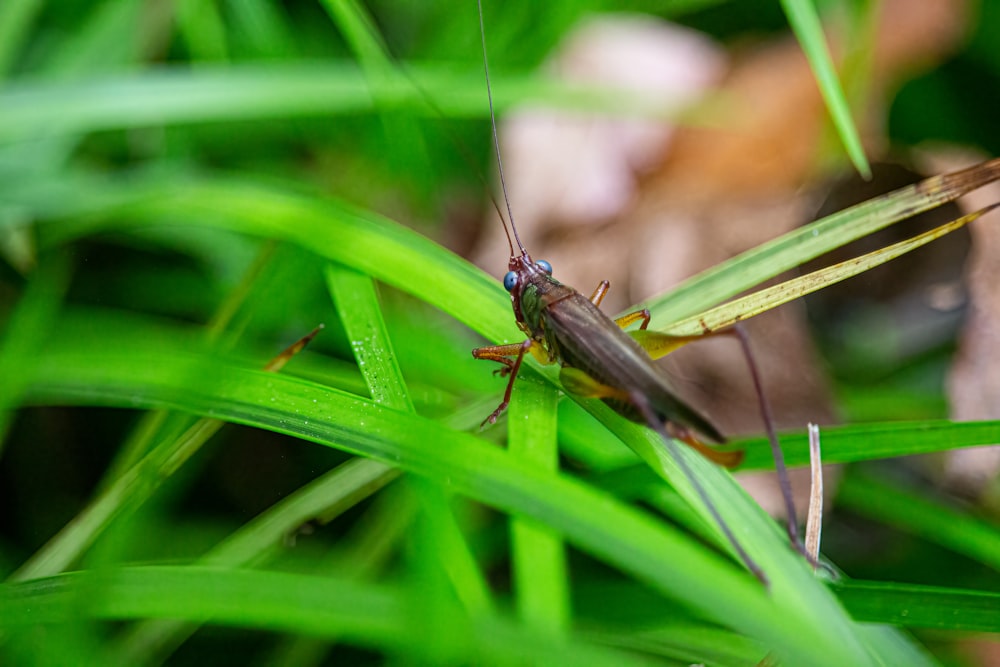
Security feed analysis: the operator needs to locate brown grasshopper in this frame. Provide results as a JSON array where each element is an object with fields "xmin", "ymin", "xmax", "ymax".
[{"xmin": 469, "ymin": 0, "xmax": 805, "ymax": 584}]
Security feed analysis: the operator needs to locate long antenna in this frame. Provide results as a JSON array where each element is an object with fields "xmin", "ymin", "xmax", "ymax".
[{"xmin": 477, "ymin": 0, "xmax": 524, "ymax": 256}]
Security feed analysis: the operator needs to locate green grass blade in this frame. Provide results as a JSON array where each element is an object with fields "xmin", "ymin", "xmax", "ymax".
[
  {"xmin": 665, "ymin": 205, "xmax": 995, "ymax": 336},
  {"xmin": 320, "ymin": 0, "xmax": 393, "ymax": 72},
  {"xmin": 176, "ymin": 0, "xmax": 229, "ymax": 62},
  {"xmin": 41, "ymin": 0, "xmax": 145, "ymax": 78},
  {"xmin": 508, "ymin": 373, "xmax": 569, "ymax": 634},
  {"xmin": 0, "ymin": 251, "xmax": 70, "ymax": 449},
  {"xmin": 111, "ymin": 456, "xmax": 398, "ymax": 663},
  {"xmin": 19, "ymin": 335, "xmax": 908, "ymax": 666},
  {"xmin": 834, "ymin": 580, "xmax": 1000, "ymax": 632},
  {"xmin": 780, "ymin": 0, "xmax": 871, "ymax": 178},
  {"xmin": 0, "ymin": 64, "xmax": 619, "ymax": 143},
  {"xmin": 836, "ymin": 469, "xmax": 1000, "ymax": 572},
  {"xmin": 737, "ymin": 420, "xmax": 1000, "ymax": 469},
  {"xmin": 325, "ymin": 264, "xmax": 414, "ymax": 411},
  {"xmin": 0, "ymin": 0, "xmax": 42, "ymax": 77},
  {"xmin": 9, "ymin": 324, "xmax": 319, "ymax": 581},
  {"xmin": 641, "ymin": 158, "xmax": 1000, "ymax": 326},
  {"xmin": 0, "ymin": 566, "xmax": 672, "ymax": 667}
]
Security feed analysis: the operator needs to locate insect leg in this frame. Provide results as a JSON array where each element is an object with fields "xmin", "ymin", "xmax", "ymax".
[
  {"xmin": 586, "ymin": 279, "xmax": 651, "ymax": 330},
  {"xmin": 729, "ymin": 324, "xmax": 819, "ymax": 568},
  {"xmin": 264, "ymin": 325, "xmax": 324, "ymax": 373},
  {"xmin": 629, "ymin": 389, "xmax": 768, "ymax": 585},
  {"xmin": 615, "ymin": 308, "xmax": 651, "ymax": 331},
  {"xmin": 588, "ymin": 280, "xmax": 610, "ymax": 306},
  {"xmin": 472, "ymin": 341, "xmax": 528, "ymax": 376},
  {"xmin": 666, "ymin": 423, "xmax": 744, "ymax": 468},
  {"xmin": 473, "ymin": 338, "xmax": 535, "ymax": 426}
]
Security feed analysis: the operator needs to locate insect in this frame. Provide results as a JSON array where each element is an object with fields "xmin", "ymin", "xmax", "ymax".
[{"xmin": 469, "ymin": 0, "xmax": 806, "ymax": 584}]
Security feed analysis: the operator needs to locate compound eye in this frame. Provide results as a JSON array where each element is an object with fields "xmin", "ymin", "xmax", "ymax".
[
  {"xmin": 535, "ymin": 259, "xmax": 553, "ymax": 275},
  {"xmin": 503, "ymin": 271, "xmax": 518, "ymax": 291}
]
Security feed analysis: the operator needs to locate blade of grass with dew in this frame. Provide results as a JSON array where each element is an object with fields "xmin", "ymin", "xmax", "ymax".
[
  {"xmin": 836, "ymin": 469, "xmax": 1000, "ymax": 572},
  {"xmin": 326, "ymin": 264, "xmax": 414, "ymax": 412},
  {"xmin": 508, "ymin": 372, "xmax": 569, "ymax": 634},
  {"xmin": 327, "ymin": 264, "xmax": 495, "ymax": 618},
  {"xmin": 19, "ymin": 336, "xmax": 919, "ymax": 666},
  {"xmin": 781, "ymin": 0, "xmax": 870, "ymax": 178}
]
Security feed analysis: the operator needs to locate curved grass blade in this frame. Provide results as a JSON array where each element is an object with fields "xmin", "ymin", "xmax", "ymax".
[
  {"xmin": 0, "ymin": 566, "xmax": 671, "ymax": 667},
  {"xmin": 598, "ymin": 420, "xmax": 1000, "ymax": 496},
  {"xmin": 9, "ymin": 326, "xmax": 321, "ymax": 582},
  {"xmin": 0, "ymin": 64, "xmax": 626, "ymax": 144},
  {"xmin": 661, "ymin": 204, "xmax": 998, "ymax": 338},
  {"xmin": 641, "ymin": 157, "xmax": 1000, "ymax": 327},
  {"xmin": 12, "ymin": 160, "xmax": 999, "ymax": 351},
  {"xmin": 111, "ymin": 456, "xmax": 399, "ymax": 664},
  {"xmin": 18, "ymin": 334, "xmax": 919, "ymax": 666}
]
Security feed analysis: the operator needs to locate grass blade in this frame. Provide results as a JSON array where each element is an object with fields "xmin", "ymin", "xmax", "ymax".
[{"xmin": 780, "ymin": 0, "xmax": 871, "ymax": 177}]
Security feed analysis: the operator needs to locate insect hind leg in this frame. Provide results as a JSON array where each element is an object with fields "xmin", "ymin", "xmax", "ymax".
[
  {"xmin": 629, "ymin": 389, "xmax": 768, "ymax": 585},
  {"xmin": 710, "ymin": 324, "xmax": 820, "ymax": 570}
]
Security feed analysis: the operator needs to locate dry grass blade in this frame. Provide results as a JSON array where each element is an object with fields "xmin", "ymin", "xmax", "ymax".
[{"xmin": 664, "ymin": 203, "xmax": 999, "ymax": 338}]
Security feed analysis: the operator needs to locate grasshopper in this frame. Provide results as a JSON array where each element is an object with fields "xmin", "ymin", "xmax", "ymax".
[{"xmin": 469, "ymin": 0, "xmax": 802, "ymax": 583}]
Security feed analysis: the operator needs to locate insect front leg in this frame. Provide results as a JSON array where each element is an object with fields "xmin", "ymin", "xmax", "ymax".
[
  {"xmin": 472, "ymin": 341, "xmax": 524, "ymax": 377},
  {"xmin": 472, "ymin": 338, "xmax": 535, "ymax": 426}
]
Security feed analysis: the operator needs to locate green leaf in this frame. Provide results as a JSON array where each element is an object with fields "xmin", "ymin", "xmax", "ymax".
[
  {"xmin": 834, "ymin": 581, "xmax": 1000, "ymax": 632},
  {"xmin": 780, "ymin": 0, "xmax": 871, "ymax": 178}
]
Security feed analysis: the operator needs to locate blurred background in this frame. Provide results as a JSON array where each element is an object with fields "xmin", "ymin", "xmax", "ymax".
[{"xmin": 1, "ymin": 0, "xmax": 999, "ymax": 664}]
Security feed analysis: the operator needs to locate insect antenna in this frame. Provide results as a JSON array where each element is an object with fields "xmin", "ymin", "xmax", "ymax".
[
  {"xmin": 330, "ymin": 0, "xmax": 516, "ymax": 259},
  {"xmin": 476, "ymin": 0, "xmax": 525, "ymax": 258}
]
